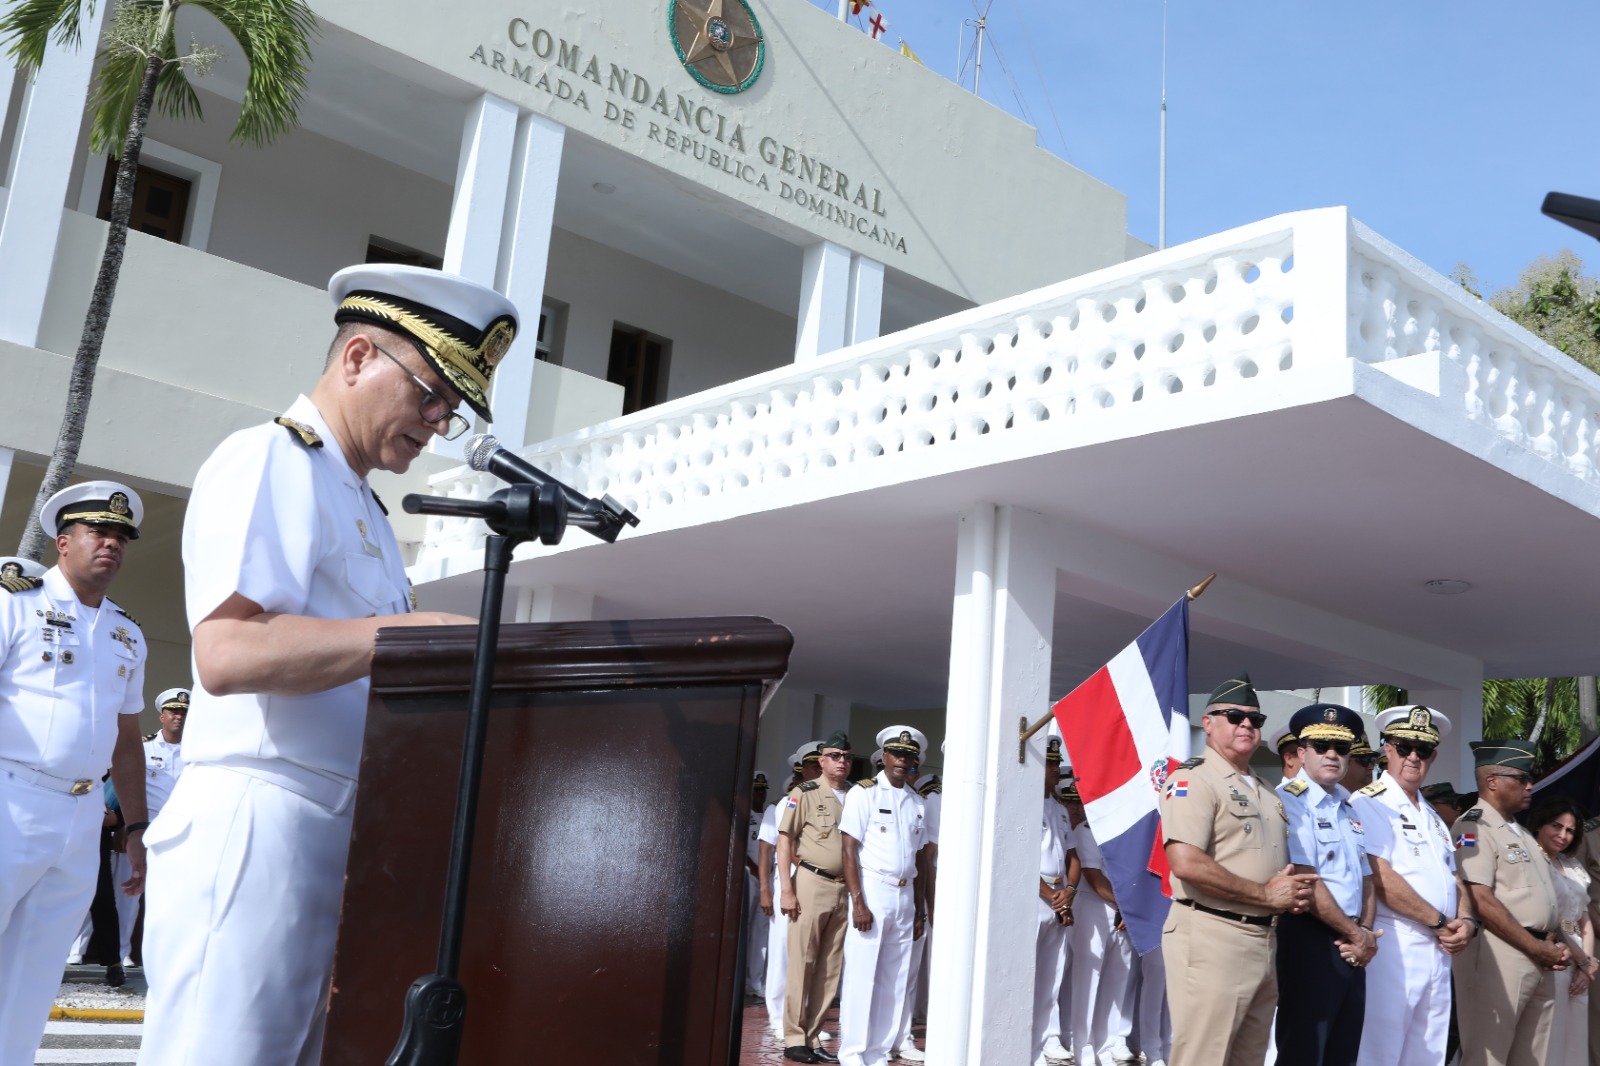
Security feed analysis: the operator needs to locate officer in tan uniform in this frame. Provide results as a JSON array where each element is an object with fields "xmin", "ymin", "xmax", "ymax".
[
  {"xmin": 1159, "ymin": 672, "xmax": 1318, "ymax": 1066},
  {"xmin": 777, "ymin": 730, "xmax": 856, "ymax": 1064},
  {"xmin": 1454, "ymin": 739, "xmax": 1566, "ymax": 1066}
]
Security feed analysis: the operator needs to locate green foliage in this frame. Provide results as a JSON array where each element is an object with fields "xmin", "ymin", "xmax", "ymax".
[
  {"xmin": 1365, "ymin": 677, "xmax": 1582, "ymax": 772},
  {"xmin": 1485, "ymin": 251, "xmax": 1600, "ymax": 376},
  {"xmin": 0, "ymin": 0, "xmax": 316, "ymax": 157}
]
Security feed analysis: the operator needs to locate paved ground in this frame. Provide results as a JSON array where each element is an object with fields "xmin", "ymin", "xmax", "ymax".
[{"xmin": 737, "ymin": 995, "xmax": 926, "ymax": 1064}]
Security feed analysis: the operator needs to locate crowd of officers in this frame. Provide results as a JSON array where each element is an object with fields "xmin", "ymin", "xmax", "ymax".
[{"xmin": 748, "ymin": 672, "xmax": 1600, "ymax": 1066}]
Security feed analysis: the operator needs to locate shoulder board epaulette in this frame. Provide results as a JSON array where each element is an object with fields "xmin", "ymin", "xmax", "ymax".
[
  {"xmin": 0, "ymin": 575, "xmax": 43, "ymax": 593},
  {"xmin": 856, "ymin": 777, "xmax": 878, "ymax": 788},
  {"xmin": 1585, "ymin": 817, "xmax": 1600, "ymax": 833},
  {"xmin": 1178, "ymin": 756, "xmax": 1204, "ymax": 770},
  {"xmin": 274, "ymin": 416, "xmax": 323, "ymax": 448},
  {"xmin": 142, "ymin": 731, "xmax": 159, "ymax": 742},
  {"xmin": 114, "ymin": 607, "xmax": 139, "ymax": 627},
  {"xmin": 918, "ymin": 781, "xmax": 942, "ymax": 796},
  {"xmin": 1459, "ymin": 807, "xmax": 1483, "ymax": 822},
  {"xmin": 1358, "ymin": 780, "xmax": 1387, "ymax": 798},
  {"xmin": 1282, "ymin": 779, "xmax": 1309, "ymax": 796},
  {"xmin": 798, "ymin": 780, "xmax": 820, "ymax": 792},
  {"xmin": 370, "ymin": 490, "xmax": 388, "ymax": 516}
]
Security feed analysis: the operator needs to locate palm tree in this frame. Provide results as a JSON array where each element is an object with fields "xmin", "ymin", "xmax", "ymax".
[
  {"xmin": 1365, "ymin": 677, "xmax": 1584, "ymax": 772},
  {"xmin": 2, "ymin": 0, "xmax": 315, "ymax": 560}
]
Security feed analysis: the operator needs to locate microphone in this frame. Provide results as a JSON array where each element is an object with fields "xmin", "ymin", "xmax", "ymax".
[{"xmin": 463, "ymin": 435, "xmax": 638, "ymax": 542}]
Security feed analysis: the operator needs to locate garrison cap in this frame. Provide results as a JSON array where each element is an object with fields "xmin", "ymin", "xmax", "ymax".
[
  {"xmin": 1420, "ymin": 782, "xmax": 1461, "ymax": 804},
  {"xmin": 156, "ymin": 688, "xmax": 191, "ymax": 713},
  {"xmin": 1046, "ymin": 737, "xmax": 1064, "ymax": 764},
  {"xmin": 329, "ymin": 264, "xmax": 519, "ymax": 423},
  {"xmin": 878, "ymin": 725, "xmax": 927, "ymax": 757},
  {"xmin": 0, "ymin": 556, "xmax": 45, "ymax": 580},
  {"xmin": 1267, "ymin": 722, "xmax": 1298, "ymax": 753},
  {"xmin": 1376, "ymin": 705, "xmax": 1451, "ymax": 744},
  {"xmin": 1207, "ymin": 671, "xmax": 1259, "ymax": 708},
  {"xmin": 1471, "ymin": 739, "xmax": 1537, "ymax": 773},
  {"xmin": 820, "ymin": 730, "xmax": 852, "ymax": 753},
  {"xmin": 1289, "ymin": 703, "xmax": 1364, "ymax": 744},
  {"xmin": 41, "ymin": 481, "xmax": 142, "ymax": 541}
]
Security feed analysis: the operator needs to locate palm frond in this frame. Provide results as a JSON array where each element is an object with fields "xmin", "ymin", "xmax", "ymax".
[
  {"xmin": 0, "ymin": 0, "xmax": 97, "ymax": 69},
  {"xmin": 1361, "ymin": 684, "xmax": 1407, "ymax": 714},
  {"xmin": 186, "ymin": 0, "xmax": 317, "ymax": 146}
]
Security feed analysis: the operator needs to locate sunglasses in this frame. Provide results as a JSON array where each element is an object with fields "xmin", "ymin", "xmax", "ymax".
[
  {"xmin": 1490, "ymin": 771, "xmax": 1533, "ymax": 785},
  {"xmin": 1210, "ymin": 709, "xmax": 1267, "ymax": 729},
  {"xmin": 818, "ymin": 752, "xmax": 851, "ymax": 761},
  {"xmin": 1392, "ymin": 742, "xmax": 1437, "ymax": 760},
  {"xmin": 1308, "ymin": 740, "xmax": 1352, "ymax": 756},
  {"xmin": 1354, "ymin": 755, "xmax": 1380, "ymax": 768}
]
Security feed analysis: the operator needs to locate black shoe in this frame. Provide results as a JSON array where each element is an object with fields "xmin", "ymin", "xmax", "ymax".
[
  {"xmin": 105, "ymin": 963, "xmax": 125, "ymax": 988},
  {"xmin": 784, "ymin": 1047, "xmax": 819, "ymax": 1064},
  {"xmin": 812, "ymin": 1048, "xmax": 840, "ymax": 1063}
]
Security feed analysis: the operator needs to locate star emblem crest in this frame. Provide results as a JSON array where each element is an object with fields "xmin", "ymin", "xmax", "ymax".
[{"xmin": 669, "ymin": 0, "xmax": 765, "ymax": 94}]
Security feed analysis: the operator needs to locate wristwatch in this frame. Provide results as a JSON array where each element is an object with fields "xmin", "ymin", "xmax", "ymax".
[{"xmin": 1429, "ymin": 912, "xmax": 1448, "ymax": 930}]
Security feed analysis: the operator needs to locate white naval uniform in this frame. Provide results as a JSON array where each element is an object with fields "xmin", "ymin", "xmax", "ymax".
[
  {"xmin": 1352, "ymin": 772, "xmax": 1458, "ymax": 1066},
  {"xmin": 109, "ymin": 733, "xmax": 185, "ymax": 961},
  {"xmin": 839, "ymin": 772, "xmax": 927, "ymax": 1066},
  {"xmin": 0, "ymin": 567, "xmax": 144, "ymax": 1065},
  {"xmin": 747, "ymin": 807, "xmax": 770, "ymax": 996},
  {"xmin": 1034, "ymin": 795, "xmax": 1075, "ymax": 1061},
  {"xmin": 761, "ymin": 802, "xmax": 789, "ymax": 1037},
  {"xmin": 1068, "ymin": 820, "xmax": 1135, "ymax": 1063},
  {"xmin": 140, "ymin": 396, "xmax": 411, "ymax": 1066},
  {"xmin": 894, "ymin": 786, "xmax": 942, "ymax": 1054}
]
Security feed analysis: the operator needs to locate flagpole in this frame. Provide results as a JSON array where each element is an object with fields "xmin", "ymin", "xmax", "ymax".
[
  {"xmin": 836, "ymin": 0, "xmax": 848, "ymax": 19},
  {"xmin": 1158, "ymin": 0, "xmax": 1168, "ymax": 250},
  {"xmin": 1016, "ymin": 573, "xmax": 1217, "ymax": 762}
]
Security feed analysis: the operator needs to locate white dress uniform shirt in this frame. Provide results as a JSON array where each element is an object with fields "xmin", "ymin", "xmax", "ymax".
[
  {"xmin": 142, "ymin": 734, "xmax": 185, "ymax": 818},
  {"xmin": 1352, "ymin": 771, "xmax": 1458, "ymax": 1066},
  {"xmin": 840, "ymin": 773, "xmax": 927, "ymax": 884},
  {"xmin": 1280, "ymin": 770, "xmax": 1371, "ymax": 917},
  {"xmin": 140, "ymin": 396, "xmax": 412, "ymax": 1066},
  {"xmin": 0, "ymin": 568, "xmax": 144, "ymax": 1065}
]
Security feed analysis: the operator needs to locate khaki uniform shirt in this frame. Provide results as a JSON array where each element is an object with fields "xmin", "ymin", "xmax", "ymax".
[
  {"xmin": 1160, "ymin": 753, "xmax": 1289, "ymax": 917},
  {"xmin": 1455, "ymin": 802, "xmax": 1559, "ymax": 931},
  {"xmin": 778, "ymin": 779, "xmax": 850, "ymax": 874}
]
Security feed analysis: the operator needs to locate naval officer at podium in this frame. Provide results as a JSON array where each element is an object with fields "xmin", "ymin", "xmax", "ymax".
[{"xmin": 138, "ymin": 265, "xmax": 520, "ymax": 1066}]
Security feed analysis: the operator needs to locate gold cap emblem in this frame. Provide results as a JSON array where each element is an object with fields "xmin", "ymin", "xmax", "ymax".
[{"xmin": 109, "ymin": 492, "xmax": 130, "ymax": 516}]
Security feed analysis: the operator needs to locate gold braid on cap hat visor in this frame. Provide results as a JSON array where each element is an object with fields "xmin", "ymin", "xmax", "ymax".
[
  {"xmin": 339, "ymin": 295, "xmax": 513, "ymax": 411},
  {"xmin": 59, "ymin": 508, "xmax": 138, "ymax": 530},
  {"xmin": 1296, "ymin": 723, "xmax": 1356, "ymax": 742},
  {"xmin": 1383, "ymin": 726, "xmax": 1441, "ymax": 744}
]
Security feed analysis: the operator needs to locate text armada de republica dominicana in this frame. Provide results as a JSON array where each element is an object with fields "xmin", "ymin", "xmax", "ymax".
[{"xmin": 469, "ymin": 18, "xmax": 911, "ymax": 256}]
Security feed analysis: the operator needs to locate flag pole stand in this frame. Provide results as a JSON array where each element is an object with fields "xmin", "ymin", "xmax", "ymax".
[{"xmin": 1016, "ymin": 573, "xmax": 1217, "ymax": 763}]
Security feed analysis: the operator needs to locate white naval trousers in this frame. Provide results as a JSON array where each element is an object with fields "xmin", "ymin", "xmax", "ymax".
[
  {"xmin": 839, "ymin": 875, "xmax": 916, "ymax": 1066},
  {"xmin": 110, "ymin": 850, "xmax": 139, "ymax": 960},
  {"xmin": 1354, "ymin": 918, "xmax": 1451, "ymax": 1066},
  {"xmin": 1070, "ymin": 893, "xmax": 1135, "ymax": 1059},
  {"xmin": 1134, "ymin": 944, "xmax": 1171, "ymax": 1062},
  {"xmin": 1046, "ymin": 914, "xmax": 1077, "ymax": 1048},
  {"xmin": 138, "ymin": 765, "xmax": 354, "ymax": 1066},
  {"xmin": 1033, "ymin": 907, "xmax": 1069, "ymax": 1061},
  {"xmin": 0, "ymin": 770, "xmax": 102, "ymax": 1066},
  {"xmin": 746, "ymin": 870, "xmax": 770, "ymax": 996},
  {"xmin": 892, "ymin": 916, "xmax": 930, "ymax": 1051},
  {"xmin": 766, "ymin": 873, "xmax": 792, "ymax": 1038}
]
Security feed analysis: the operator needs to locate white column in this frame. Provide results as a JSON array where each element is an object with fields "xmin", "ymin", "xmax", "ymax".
[
  {"xmin": 512, "ymin": 584, "xmax": 593, "ymax": 623},
  {"xmin": 433, "ymin": 93, "xmax": 519, "ymax": 456},
  {"xmin": 0, "ymin": 448, "xmax": 16, "ymax": 529},
  {"xmin": 1412, "ymin": 671, "xmax": 1484, "ymax": 789},
  {"xmin": 0, "ymin": 2, "xmax": 107, "ymax": 346},
  {"xmin": 969, "ymin": 506, "xmax": 1056, "ymax": 1064},
  {"xmin": 846, "ymin": 255, "xmax": 884, "ymax": 345},
  {"xmin": 489, "ymin": 111, "xmax": 565, "ymax": 450},
  {"xmin": 794, "ymin": 240, "xmax": 852, "ymax": 361}
]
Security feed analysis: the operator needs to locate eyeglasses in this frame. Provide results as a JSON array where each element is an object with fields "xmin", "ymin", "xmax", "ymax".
[
  {"xmin": 1210, "ymin": 709, "xmax": 1267, "ymax": 729},
  {"xmin": 373, "ymin": 341, "xmax": 471, "ymax": 441},
  {"xmin": 1393, "ymin": 742, "xmax": 1437, "ymax": 760},
  {"xmin": 818, "ymin": 752, "xmax": 850, "ymax": 761},
  {"xmin": 1490, "ymin": 771, "xmax": 1533, "ymax": 785},
  {"xmin": 1309, "ymin": 740, "xmax": 1352, "ymax": 756}
]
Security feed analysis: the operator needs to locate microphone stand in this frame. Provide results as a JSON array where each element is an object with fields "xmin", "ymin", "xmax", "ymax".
[{"xmin": 384, "ymin": 482, "xmax": 567, "ymax": 1066}]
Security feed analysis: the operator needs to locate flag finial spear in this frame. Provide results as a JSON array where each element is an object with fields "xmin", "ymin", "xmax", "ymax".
[{"xmin": 1186, "ymin": 572, "xmax": 1217, "ymax": 601}]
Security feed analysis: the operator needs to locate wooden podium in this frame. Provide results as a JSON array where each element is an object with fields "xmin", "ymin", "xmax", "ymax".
[{"xmin": 322, "ymin": 616, "xmax": 793, "ymax": 1065}]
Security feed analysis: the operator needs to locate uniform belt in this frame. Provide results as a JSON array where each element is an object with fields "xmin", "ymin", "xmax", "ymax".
[
  {"xmin": 206, "ymin": 756, "xmax": 356, "ymax": 813},
  {"xmin": 1524, "ymin": 926, "xmax": 1558, "ymax": 941},
  {"xmin": 865, "ymin": 869, "xmax": 912, "ymax": 888},
  {"xmin": 0, "ymin": 757, "xmax": 96, "ymax": 796},
  {"xmin": 1175, "ymin": 897, "xmax": 1273, "ymax": 927},
  {"xmin": 798, "ymin": 860, "xmax": 843, "ymax": 884}
]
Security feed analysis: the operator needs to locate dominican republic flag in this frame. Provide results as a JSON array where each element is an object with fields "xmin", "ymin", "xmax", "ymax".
[{"xmin": 1053, "ymin": 597, "xmax": 1190, "ymax": 956}]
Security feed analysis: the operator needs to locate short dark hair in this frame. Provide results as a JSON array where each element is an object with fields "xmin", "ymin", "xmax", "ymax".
[{"xmin": 1521, "ymin": 797, "xmax": 1587, "ymax": 853}]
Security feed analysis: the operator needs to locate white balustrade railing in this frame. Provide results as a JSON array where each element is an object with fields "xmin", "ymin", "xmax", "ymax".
[{"xmin": 418, "ymin": 208, "xmax": 1600, "ymax": 564}]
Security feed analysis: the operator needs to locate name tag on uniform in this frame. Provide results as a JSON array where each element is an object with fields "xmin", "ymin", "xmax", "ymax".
[{"xmin": 1317, "ymin": 819, "xmax": 1332, "ymax": 829}]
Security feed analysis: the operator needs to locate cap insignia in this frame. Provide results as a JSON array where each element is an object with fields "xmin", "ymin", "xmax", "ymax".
[
  {"xmin": 109, "ymin": 492, "xmax": 130, "ymax": 516},
  {"xmin": 482, "ymin": 318, "xmax": 515, "ymax": 368},
  {"xmin": 1324, "ymin": 707, "xmax": 1338, "ymax": 722},
  {"xmin": 1410, "ymin": 707, "xmax": 1431, "ymax": 729}
]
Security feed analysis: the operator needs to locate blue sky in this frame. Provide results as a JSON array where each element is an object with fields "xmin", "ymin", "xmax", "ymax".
[{"xmin": 809, "ymin": 1, "xmax": 1600, "ymax": 294}]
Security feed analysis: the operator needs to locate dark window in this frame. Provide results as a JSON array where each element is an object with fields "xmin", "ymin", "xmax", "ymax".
[
  {"xmin": 365, "ymin": 238, "xmax": 443, "ymax": 270},
  {"xmin": 97, "ymin": 158, "xmax": 191, "ymax": 244},
  {"xmin": 607, "ymin": 324, "xmax": 669, "ymax": 415}
]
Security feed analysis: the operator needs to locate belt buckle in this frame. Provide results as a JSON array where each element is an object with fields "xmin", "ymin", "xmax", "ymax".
[
  {"xmin": 70, "ymin": 779, "xmax": 93, "ymax": 796},
  {"xmin": 896, "ymin": 878, "xmax": 907, "ymax": 887}
]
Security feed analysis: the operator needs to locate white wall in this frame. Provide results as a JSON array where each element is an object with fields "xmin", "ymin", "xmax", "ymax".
[{"xmin": 545, "ymin": 226, "xmax": 796, "ymax": 401}]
